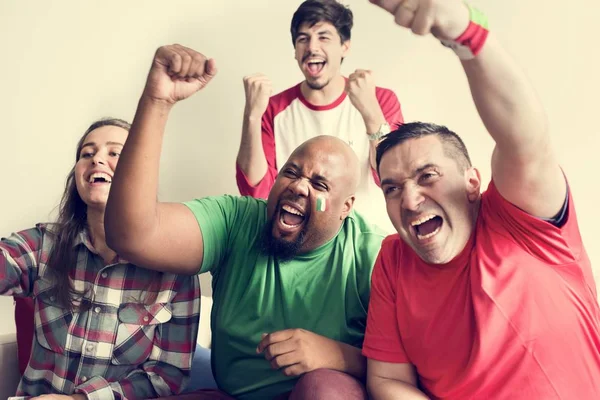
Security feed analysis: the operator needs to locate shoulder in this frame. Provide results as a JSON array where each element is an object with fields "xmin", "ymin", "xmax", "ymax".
[
  {"xmin": 268, "ymin": 83, "xmax": 302, "ymax": 112},
  {"xmin": 375, "ymin": 86, "xmax": 399, "ymax": 101}
]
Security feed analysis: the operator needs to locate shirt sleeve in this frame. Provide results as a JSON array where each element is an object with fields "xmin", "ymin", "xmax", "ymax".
[
  {"xmin": 0, "ymin": 225, "xmax": 44, "ymax": 296},
  {"xmin": 184, "ymin": 195, "xmax": 264, "ymax": 276},
  {"xmin": 371, "ymin": 88, "xmax": 404, "ymax": 186},
  {"xmin": 376, "ymin": 87, "xmax": 403, "ymax": 127},
  {"xmin": 483, "ymin": 178, "xmax": 595, "ymax": 295},
  {"xmin": 235, "ymin": 101, "xmax": 278, "ymax": 199},
  {"xmin": 362, "ymin": 238, "xmax": 409, "ymax": 363},
  {"xmin": 75, "ymin": 274, "xmax": 201, "ymax": 400}
]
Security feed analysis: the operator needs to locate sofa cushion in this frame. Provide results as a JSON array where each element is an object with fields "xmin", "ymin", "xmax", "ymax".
[{"xmin": 14, "ymin": 296, "xmax": 35, "ymax": 375}]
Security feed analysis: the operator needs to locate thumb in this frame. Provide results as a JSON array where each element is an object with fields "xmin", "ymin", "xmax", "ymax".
[
  {"xmin": 205, "ymin": 58, "xmax": 218, "ymax": 78},
  {"xmin": 197, "ymin": 58, "xmax": 218, "ymax": 87}
]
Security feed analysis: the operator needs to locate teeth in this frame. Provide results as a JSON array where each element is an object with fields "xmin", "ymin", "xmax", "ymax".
[
  {"xmin": 416, "ymin": 226, "xmax": 441, "ymax": 240},
  {"xmin": 307, "ymin": 59, "xmax": 325, "ymax": 64},
  {"xmin": 282, "ymin": 204, "xmax": 304, "ymax": 216},
  {"xmin": 410, "ymin": 214, "xmax": 437, "ymax": 227},
  {"xmin": 89, "ymin": 172, "xmax": 112, "ymax": 183}
]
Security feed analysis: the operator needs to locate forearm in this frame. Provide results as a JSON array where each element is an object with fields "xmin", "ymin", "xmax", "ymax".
[
  {"xmin": 362, "ymin": 108, "xmax": 386, "ymax": 171},
  {"xmin": 77, "ymin": 363, "xmax": 185, "ymax": 400},
  {"xmin": 105, "ymin": 95, "xmax": 172, "ymax": 252},
  {"xmin": 368, "ymin": 378, "xmax": 429, "ymax": 400},
  {"xmin": 462, "ymin": 34, "xmax": 548, "ymax": 156},
  {"xmin": 236, "ymin": 112, "xmax": 268, "ymax": 186},
  {"xmin": 325, "ymin": 341, "xmax": 367, "ymax": 380}
]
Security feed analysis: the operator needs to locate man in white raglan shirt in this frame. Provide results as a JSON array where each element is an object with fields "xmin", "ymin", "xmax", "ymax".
[{"xmin": 236, "ymin": 0, "xmax": 403, "ymax": 231}]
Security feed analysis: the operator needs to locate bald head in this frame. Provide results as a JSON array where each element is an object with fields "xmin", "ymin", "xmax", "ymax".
[{"xmin": 290, "ymin": 135, "xmax": 360, "ymax": 196}]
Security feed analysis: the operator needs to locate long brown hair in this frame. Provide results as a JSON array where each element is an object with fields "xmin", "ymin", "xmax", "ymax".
[{"xmin": 46, "ymin": 118, "xmax": 131, "ymax": 311}]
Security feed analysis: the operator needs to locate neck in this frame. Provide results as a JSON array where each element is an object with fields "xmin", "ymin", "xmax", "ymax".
[
  {"xmin": 86, "ymin": 207, "xmax": 117, "ymax": 264},
  {"xmin": 300, "ymin": 75, "xmax": 346, "ymax": 106}
]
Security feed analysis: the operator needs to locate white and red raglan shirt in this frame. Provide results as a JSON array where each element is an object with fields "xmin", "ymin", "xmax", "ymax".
[{"xmin": 236, "ymin": 81, "xmax": 403, "ymax": 231}]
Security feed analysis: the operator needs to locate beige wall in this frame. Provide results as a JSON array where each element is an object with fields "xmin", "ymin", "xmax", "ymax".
[{"xmin": 0, "ymin": 0, "xmax": 598, "ymax": 333}]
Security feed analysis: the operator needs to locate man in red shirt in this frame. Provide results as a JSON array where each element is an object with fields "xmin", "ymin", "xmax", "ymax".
[{"xmin": 363, "ymin": 0, "xmax": 600, "ymax": 399}]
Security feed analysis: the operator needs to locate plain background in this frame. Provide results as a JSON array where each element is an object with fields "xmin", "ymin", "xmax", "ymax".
[{"xmin": 1, "ymin": 0, "xmax": 598, "ymax": 338}]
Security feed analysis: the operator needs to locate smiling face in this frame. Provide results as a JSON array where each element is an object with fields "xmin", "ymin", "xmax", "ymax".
[
  {"xmin": 264, "ymin": 136, "xmax": 358, "ymax": 260},
  {"xmin": 379, "ymin": 135, "xmax": 481, "ymax": 264},
  {"xmin": 74, "ymin": 125, "xmax": 128, "ymax": 211},
  {"xmin": 294, "ymin": 21, "xmax": 350, "ymax": 90}
]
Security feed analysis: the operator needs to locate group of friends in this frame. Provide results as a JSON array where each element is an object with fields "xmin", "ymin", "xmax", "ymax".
[{"xmin": 2, "ymin": 0, "xmax": 599, "ymax": 399}]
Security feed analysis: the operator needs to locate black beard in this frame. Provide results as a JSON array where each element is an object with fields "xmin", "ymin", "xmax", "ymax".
[{"xmin": 259, "ymin": 215, "xmax": 306, "ymax": 263}]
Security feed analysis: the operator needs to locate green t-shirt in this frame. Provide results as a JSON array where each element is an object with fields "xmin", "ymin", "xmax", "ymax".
[{"xmin": 185, "ymin": 195, "xmax": 386, "ymax": 400}]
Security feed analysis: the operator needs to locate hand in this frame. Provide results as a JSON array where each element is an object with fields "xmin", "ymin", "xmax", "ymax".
[
  {"xmin": 243, "ymin": 73, "xmax": 272, "ymax": 118},
  {"xmin": 30, "ymin": 394, "xmax": 86, "ymax": 400},
  {"xmin": 256, "ymin": 329, "xmax": 337, "ymax": 376},
  {"xmin": 142, "ymin": 44, "xmax": 217, "ymax": 105},
  {"xmin": 368, "ymin": 0, "xmax": 469, "ymax": 39},
  {"xmin": 346, "ymin": 69, "xmax": 380, "ymax": 121}
]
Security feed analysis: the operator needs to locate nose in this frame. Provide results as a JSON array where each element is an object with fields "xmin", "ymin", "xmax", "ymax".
[
  {"xmin": 91, "ymin": 152, "xmax": 106, "ymax": 166},
  {"xmin": 308, "ymin": 36, "xmax": 320, "ymax": 53},
  {"xmin": 288, "ymin": 177, "xmax": 310, "ymax": 197},
  {"xmin": 401, "ymin": 183, "xmax": 425, "ymax": 212}
]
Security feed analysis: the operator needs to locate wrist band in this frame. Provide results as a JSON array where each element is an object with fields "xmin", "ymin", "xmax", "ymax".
[{"xmin": 440, "ymin": 4, "xmax": 489, "ymax": 60}]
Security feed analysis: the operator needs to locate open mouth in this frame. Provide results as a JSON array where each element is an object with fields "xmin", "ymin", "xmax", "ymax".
[
  {"xmin": 305, "ymin": 59, "xmax": 326, "ymax": 77},
  {"xmin": 88, "ymin": 172, "xmax": 112, "ymax": 184},
  {"xmin": 279, "ymin": 204, "xmax": 306, "ymax": 229},
  {"xmin": 411, "ymin": 214, "xmax": 443, "ymax": 241}
]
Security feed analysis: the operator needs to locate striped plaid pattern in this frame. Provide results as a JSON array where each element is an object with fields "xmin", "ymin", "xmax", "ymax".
[{"xmin": 1, "ymin": 224, "xmax": 201, "ymax": 400}]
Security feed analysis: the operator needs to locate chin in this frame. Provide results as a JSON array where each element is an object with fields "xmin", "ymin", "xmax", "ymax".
[{"xmin": 306, "ymin": 78, "xmax": 329, "ymax": 90}]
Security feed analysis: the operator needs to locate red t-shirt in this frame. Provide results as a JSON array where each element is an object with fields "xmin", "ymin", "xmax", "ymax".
[{"xmin": 363, "ymin": 180, "xmax": 600, "ymax": 399}]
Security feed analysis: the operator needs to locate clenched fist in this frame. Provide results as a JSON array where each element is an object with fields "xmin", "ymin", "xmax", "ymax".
[
  {"xmin": 243, "ymin": 73, "xmax": 273, "ymax": 118},
  {"xmin": 143, "ymin": 44, "xmax": 217, "ymax": 105},
  {"xmin": 368, "ymin": 0, "xmax": 469, "ymax": 39},
  {"xmin": 347, "ymin": 69, "xmax": 380, "ymax": 121}
]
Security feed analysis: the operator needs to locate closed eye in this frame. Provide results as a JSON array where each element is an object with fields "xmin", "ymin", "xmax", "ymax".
[
  {"xmin": 383, "ymin": 186, "xmax": 399, "ymax": 196},
  {"xmin": 312, "ymin": 181, "xmax": 328, "ymax": 191},
  {"xmin": 283, "ymin": 169, "xmax": 298, "ymax": 178},
  {"xmin": 419, "ymin": 172, "xmax": 438, "ymax": 184}
]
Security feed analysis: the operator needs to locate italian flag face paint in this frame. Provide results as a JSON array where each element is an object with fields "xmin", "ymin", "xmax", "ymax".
[{"xmin": 316, "ymin": 196, "xmax": 328, "ymax": 212}]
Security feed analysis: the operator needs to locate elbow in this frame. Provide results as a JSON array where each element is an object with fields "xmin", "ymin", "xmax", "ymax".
[{"xmin": 104, "ymin": 206, "xmax": 145, "ymax": 260}]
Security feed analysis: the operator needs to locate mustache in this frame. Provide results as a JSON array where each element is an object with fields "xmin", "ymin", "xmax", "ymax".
[{"xmin": 302, "ymin": 52, "xmax": 325, "ymax": 63}]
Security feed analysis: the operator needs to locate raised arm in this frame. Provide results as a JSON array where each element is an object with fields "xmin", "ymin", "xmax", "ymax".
[
  {"xmin": 236, "ymin": 73, "xmax": 274, "ymax": 196},
  {"xmin": 370, "ymin": 0, "xmax": 565, "ymax": 218},
  {"xmin": 105, "ymin": 44, "xmax": 217, "ymax": 274}
]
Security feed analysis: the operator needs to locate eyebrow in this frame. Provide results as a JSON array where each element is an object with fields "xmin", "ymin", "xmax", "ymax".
[
  {"xmin": 296, "ymin": 29, "xmax": 333, "ymax": 37},
  {"xmin": 381, "ymin": 163, "xmax": 438, "ymax": 186},
  {"xmin": 81, "ymin": 141, "xmax": 124, "ymax": 150}
]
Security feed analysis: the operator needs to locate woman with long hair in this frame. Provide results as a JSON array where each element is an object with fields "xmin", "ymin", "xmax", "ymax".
[{"xmin": 1, "ymin": 118, "xmax": 201, "ymax": 399}]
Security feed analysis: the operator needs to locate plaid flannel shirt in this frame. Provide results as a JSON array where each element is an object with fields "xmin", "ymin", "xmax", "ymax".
[{"xmin": 0, "ymin": 224, "xmax": 201, "ymax": 400}]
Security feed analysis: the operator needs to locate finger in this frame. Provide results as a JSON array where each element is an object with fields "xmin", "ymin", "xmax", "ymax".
[
  {"xmin": 264, "ymin": 339, "xmax": 297, "ymax": 361},
  {"xmin": 188, "ymin": 51, "xmax": 209, "ymax": 81},
  {"xmin": 270, "ymin": 350, "xmax": 299, "ymax": 369},
  {"xmin": 175, "ymin": 47, "xmax": 194, "ymax": 78},
  {"xmin": 282, "ymin": 363, "xmax": 306, "ymax": 377},
  {"xmin": 394, "ymin": 3, "xmax": 417, "ymax": 29},
  {"xmin": 158, "ymin": 47, "xmax": 182, "ymax": 76},
  {"xmin": 257, "ymin": 329, "xmax": 295, "ymax": 353},
  {"xmin": 411, "ymin": 2, "xmax": 434, "ymax": 35},
  {"xmin": 369, "ymin": 0, "xmax": 403, "ymax": 14}
]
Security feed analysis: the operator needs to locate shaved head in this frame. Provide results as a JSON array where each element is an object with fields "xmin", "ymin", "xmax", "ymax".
[
  {"xmin": 290, "ymin": 135, "xmax": 360, "ymax": 197},
  {"xmin": 264, "ymin": 135, "xmax": 362, "ymax": 259}
]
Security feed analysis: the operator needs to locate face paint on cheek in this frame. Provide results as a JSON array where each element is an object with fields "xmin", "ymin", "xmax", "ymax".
[{"xmin": 316, "ymin": 196, "xmax": 328, "ymax": 212}]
